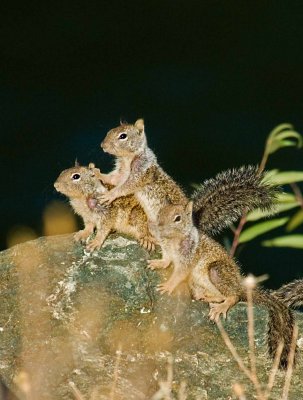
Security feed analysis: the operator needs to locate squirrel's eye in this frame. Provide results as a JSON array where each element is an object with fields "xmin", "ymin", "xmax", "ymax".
[
  {"xmin": 118, "ymin": 133, "xmax": 127, "ymax": 140},
  {"xmin": 174, "ymin": 215, "xmax": 181, "ymax": 222},
  {"xmin": 71, "ymin": 173, "xmax": 81, "ymax": 180}
]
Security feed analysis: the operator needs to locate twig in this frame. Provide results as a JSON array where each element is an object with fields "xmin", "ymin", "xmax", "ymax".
[
  {"xmin": 151, "ymin": 355, "xmax": 174, "ymax": 400},
  {"xmin": 229, "ymin": 214, "xmax": 247, "ymax": 257},
  {"xmin": 216, "ymin": 320, "xmax": 254, "ymax": 384},
  {"xmin": 233, "ymin": 383, "xmax": 247, "ymax": 400},
  {"xmin": 290, "ymin": 183, "xmax": 303, "ymax": 209},
  {"xmin": 177, "ymin": 381, "xmax": 187, "ymax": 400},
  {"xmin": 264, "ymin": 341, "xmax": 284, "ymax": 399},
  {"xmin": 69, "ymin": 381, "xmax": 85, "ymax": 400},
  {"xmin": 246, "ymin": 281, "xmax": 257, "ymax": 379},
  {"xmin": 281, "ymin": 325, "xmax": 298, "ymax": 400},
  {"xmin": 110, "ymin": 344, "xmax": 122, "ymax": 400}
]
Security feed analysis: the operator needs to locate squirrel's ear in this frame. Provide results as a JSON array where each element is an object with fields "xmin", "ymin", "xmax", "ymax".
[
  {"xmin": 185, "ymin": 201, "xmax": 193, "ymax": 215},
  {"xmin": 88, "ymin": 162, "xmax": 95, "ymax": 169},
  {"xmin": 120, "ymin": 118, "xmax": 128, "ymax": 125},
  {"xmin": 75, "ymin": 158, "xmax": 80, "ymax": 167},
  {"xmin": 134, "ymin": 118, "xmax": 145, "ymax": 133}
]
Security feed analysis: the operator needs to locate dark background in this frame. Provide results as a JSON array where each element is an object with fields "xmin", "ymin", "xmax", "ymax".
[{"xmin": 1, "ymin": 1, "xmax": 303, "ymax": 288}]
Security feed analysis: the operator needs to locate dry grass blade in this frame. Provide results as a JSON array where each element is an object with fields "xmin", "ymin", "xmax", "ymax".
[
  {"xmin": 264, "ymin": 341, "xmax": 284, "ymax": 399},
  {"xmin": 244, "ymin": 276, "xmax": 263, "ymax": 398},
  {"xmin": 216, "ymin": 319, "xmax": 253, "ymax": 383},
  {"xmin": 177, "ymin": 381, "xmax": 187, "ymax": 400},
  {"xmin": 281, "ymin": 324, "xmax": 298, "ymax": 400},
  {"xmin": 110, "ymin": 344, "xmax": 122, "ymax": 400},
  {"xmin": 151, "ymin": 355, "xmax": 174, "ymax": 400},
  {"xmin": 233, "ymin": 382, "xmax": 247, "ymax": 400},
  {"xmin": 69, "ymin": 381, "xmax": 85, "ymax": 400}
]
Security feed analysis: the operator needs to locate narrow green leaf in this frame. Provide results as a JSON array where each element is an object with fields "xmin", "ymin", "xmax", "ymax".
[
  {"xmin": 275, "ymin": 130, "xmax": 303, "ymax": 146},
  {"xmin": 267, "ymin": 171, "xmax": 303, "ymax": 185},
  {"xmin": 262, "ymin": 234, "xmax": 303, "ymax": 249},
  {"xmin": 268, "ymin": 123, "xmax": 294, "ymax": 140},
  {"xmin": 246, "ymin": 203, "xmax": 299, "ymax": 221},
  {"xmin": 262, "ymin": 169, "xmax": 279, "ymax": 182},
  {"xmin": 286, "ymin": 209, "xmax": 303, "ymax": 232},
  {"xmin": 275, "ymin": 192, "xmax": 298, "ymax": 203},
  {"xmin": 239, "ymin": 217, "xmax": 289, "ymax": 243},
  {"xmin": 266, "ymin": 124, "xmax": 302, "ymax": 154}
]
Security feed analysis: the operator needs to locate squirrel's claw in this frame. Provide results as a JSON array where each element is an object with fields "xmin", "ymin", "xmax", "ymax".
[
  {"xmin": 74, "ymin": 230, "xmax": 91, "ymax": 243},
  {"xmin": 208, "ymin": 302, "xmax": 228, "ymax": 323},
  {"xmin": 140, "ymin": 237, "xmax": 156, "ymax": 252},
  {"xmin": 98, "ymin": 191, "xmax": 116, "ymax": 205},
  {"xmin": 156, "ymin": 282, "xmax": 174, "ymax": 295}
]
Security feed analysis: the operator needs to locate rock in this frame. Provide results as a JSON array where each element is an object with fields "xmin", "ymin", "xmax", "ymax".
[{"xmin": 0, "ymin": 233, "xmax": 302, "ymax": 399}]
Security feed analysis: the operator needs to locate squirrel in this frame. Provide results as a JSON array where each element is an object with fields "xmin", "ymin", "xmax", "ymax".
[
  {"xmin": 97, "ymin": 119, "xmax": 278, "ymax": 293},
  {"xmin": 156, "ymin": 201, "xmax": 297, "ymax": 369},
  {"xmin": 272, "ymin": 279, "xmax": 303, "ymax": 309},
  {"xmin": 54, "ymin": 162, "xmax": 156, "ymax": 252}
]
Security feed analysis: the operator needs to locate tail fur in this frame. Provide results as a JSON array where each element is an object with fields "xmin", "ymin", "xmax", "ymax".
[
  {"xmin": 247, "ymin": 289, "xmax": 297, "ymax": 369},
  {"xmin": 272, "ymin": 279, "xmax": 303, "ymax": 309},
  {"xmin": 191, "ymin": 165, "xmax": 279, "ymax": 235}
]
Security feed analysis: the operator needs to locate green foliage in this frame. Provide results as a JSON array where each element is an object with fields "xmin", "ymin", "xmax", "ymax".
[
  {"xmin": 266, "ymin": 171, "xmax": 303, "ymax": 185},
  {"xmin": 264, "ymin": 123, "xmax": 302, "ymax": 155},
  {"xmin": 239, "ymin": 218, "xmax": 289, "ymax": 244},
  {"xmin": 263, "ymin": 235, "xmax": 303, "ymax": 249},
  {"xmin": 235, "ymin": 123, "xmax": 303, "ymax": 250},
  {"xmin": 286, "ymin": 209, "xmax": 303, "ymax": 232}
]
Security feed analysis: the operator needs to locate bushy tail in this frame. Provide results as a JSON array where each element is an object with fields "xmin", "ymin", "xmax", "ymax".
[
  {"xmin": 249, "ymin": 289, "xmax": 297, "ymax": 369},
  {"xmin": 272, "ymin": 279, "xmax": 303, "ymax": 309},
  {"xmin": 191, "ymin": 165, "xmax": 279, "ymax": 235}
]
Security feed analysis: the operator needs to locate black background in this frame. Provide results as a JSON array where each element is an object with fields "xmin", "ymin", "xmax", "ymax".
[{"xmin": 1, "ymin": 1, "xmax": 303, "ymax": 288}]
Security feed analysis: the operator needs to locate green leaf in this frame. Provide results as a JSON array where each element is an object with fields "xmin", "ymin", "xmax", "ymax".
[
  {"xmin": 286, "ymin": 209, "xmax": 303, "ymax": 232},
  {"xmin": 267, "ymin": 171, "xmax": 303, "ymax": 185},
  {"xmin": 275, "ymin": 130, "xmax": 303, "ymax": 145},
  {"xmin": 246, "ymin": 192, "xmax": 300, "ymax": 221},
  {"xmin": 268, "ymin": 123, "xmax": 294, "ymax": 140},
  {"xmin": 262, "ymin": 234, "xmax": 303, "ymax": 249},
  {"xmin": 238, "ymin": 217, "xmax": 289, "ymax": 243},
  {"xmin": 262, "ymin": 169, "xmax": 279, "ymax": 181},
  {"xmin": 266, "ymin": 124, "xmax": 302, "ymax": 154}
]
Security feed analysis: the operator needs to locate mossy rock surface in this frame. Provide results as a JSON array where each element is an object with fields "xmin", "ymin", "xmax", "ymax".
[{"xmin": 0, "ymin": 233, "xmax": 302, "ymax": 399}]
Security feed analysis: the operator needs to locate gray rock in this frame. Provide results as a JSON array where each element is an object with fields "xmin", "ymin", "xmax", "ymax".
[{"xmin": 0, "ymin": 234, "xmax": 302, "ymax": 400}]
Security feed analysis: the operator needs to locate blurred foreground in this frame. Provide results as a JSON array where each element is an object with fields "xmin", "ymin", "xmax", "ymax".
[{"xmin": 0, "ymin": 234, "xmax": 303, "ymax": 399}]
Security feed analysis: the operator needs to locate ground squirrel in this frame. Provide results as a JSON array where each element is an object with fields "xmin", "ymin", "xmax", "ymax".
[
  {"xmin": 157, "ymin": 201, "xmax": 297, "ymax": 369},
  {"xmin": 272, "ymin": 279, "xmax": 303, "ymax": 309},
  {"xmin": 54, "ymin": 163, "xmax": 156, "ymax": 251},
  {"xmin": 98, "ymin": 119, "xmax": 277, "ymax": 293}
]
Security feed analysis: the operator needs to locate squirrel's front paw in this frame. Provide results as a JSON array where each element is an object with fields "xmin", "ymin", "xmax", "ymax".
[
  {"xmin": 147, "ymin": 259, "xmax": 170, "ymax": 270},
  {"xmin": 98, "ymin": 191, "xmax": 117, "ymax": 205},
  {"xmin": 74, "ymin": 230, "xmax": 91, "ymax": 243},
  {"xmin": 208, "ymin": 302, "xmax": 228, "ymax": 323},
  {"xmin": 156, "ymin": 282, "xmax": 174, "ymax": 295},
  {"xmin": 140, "ymin": 237, "xmax": 156, "ymax": 252},
  {"xmin": 86, "ymin": 238, "xmax": 103, "ymax": 252}
]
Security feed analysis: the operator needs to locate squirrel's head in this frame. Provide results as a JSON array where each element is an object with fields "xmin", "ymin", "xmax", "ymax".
[
  {"xmin": 101, "ymin": 119, "xmax": 146, "ymax": 157},
  {"xmin": 54, "ymin": 163, "xmax": 107, "ymax": 198},
  {"xmin": 156, "ymin": 202, "xmax": 194, "ymax": 239}
]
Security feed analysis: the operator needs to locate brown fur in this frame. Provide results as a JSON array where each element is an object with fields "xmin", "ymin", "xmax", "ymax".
[
  {"xmin": 158, "ymin": 202, "xmax": 297, "ymax": 369},
  {"xmin": 98, "ymin": 119, "xmax": 278, "ymax": 293},
  {"xmin": 54, "ymin": 163, "xmax": 156, "ymax": 251}
]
